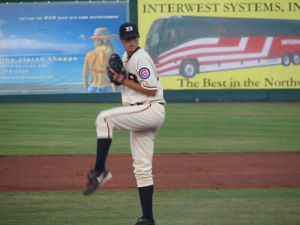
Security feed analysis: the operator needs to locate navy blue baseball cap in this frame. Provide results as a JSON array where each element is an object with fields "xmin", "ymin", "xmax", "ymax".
[{"xmin": 119, "ymin": 22, "xmax": 140, "ymax": 40}]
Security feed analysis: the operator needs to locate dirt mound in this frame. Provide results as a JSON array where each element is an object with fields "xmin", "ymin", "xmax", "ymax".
[{"xmin": 0, "ymin": 153, "xmax": 299, "ymax": 192}]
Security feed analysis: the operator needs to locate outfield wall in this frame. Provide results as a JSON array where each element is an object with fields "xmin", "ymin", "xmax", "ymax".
[
  {"xmin": 0, "ymin": 0, "xmax": 299, "ymax": 102},
  {"xmin": 1, "ymin": 90, "xmax": 300, "ymax": 103}
]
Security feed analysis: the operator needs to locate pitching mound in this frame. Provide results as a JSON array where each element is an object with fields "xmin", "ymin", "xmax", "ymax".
[{"xmin": 0, "ymin": 153, "xmax": 299, "ymax": 192}]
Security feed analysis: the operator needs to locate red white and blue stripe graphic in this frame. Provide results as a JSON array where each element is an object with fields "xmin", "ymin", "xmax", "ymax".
[{"xmin": 156, "ymin": 36, "xmax": 300, "ymax": 76}]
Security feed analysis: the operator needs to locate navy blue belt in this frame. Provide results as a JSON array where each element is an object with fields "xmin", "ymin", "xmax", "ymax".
[{"xmin": 130, "ymin": 102, "xmax": 165, "ymax": 106}]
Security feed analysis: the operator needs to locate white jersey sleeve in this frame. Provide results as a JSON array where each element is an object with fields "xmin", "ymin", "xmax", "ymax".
[
  {"xmin": 122, "ymin": 48, "xmax": 165, "ymax": 105},
  {"xmin": 137, "ymin": 56, "xmax": 158, "ymax": 91}
]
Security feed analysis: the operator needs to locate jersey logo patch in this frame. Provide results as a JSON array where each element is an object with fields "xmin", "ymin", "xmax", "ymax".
[{"xmin": 139, "ymin": 67, "xmax": 150, "ymax": 80}]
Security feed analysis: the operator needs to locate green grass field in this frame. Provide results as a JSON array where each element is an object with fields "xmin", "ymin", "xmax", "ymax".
[
  {"xmin": 0, "ymin": 103, "xmax": 300, "ymax": 225},
  {"xmin": 0, "ymin": 103, "xmax": 300, "ymax": 156},
  {"xmin": 0, "ymin": 189, "xmax": 299, "ymax": 225}
]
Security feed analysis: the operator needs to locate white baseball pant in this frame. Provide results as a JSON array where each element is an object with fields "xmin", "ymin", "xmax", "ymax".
[{"xmin": 95, "ymin": 103, "xmax": 165, "ymax": 187}]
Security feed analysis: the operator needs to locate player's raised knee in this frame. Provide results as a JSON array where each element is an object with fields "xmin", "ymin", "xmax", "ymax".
[{"xmin": 95, "ymin": 112, "xmax": 107, "ymax": 128}]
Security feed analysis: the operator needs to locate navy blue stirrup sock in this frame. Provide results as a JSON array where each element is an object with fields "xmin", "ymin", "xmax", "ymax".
[
  {"xmin": 94, "ymin": 138, "xmax": 112, "ymax": 172},
  {"xmin": 138, "ymin": 185, "xmax": 154, "ymax": 221}
]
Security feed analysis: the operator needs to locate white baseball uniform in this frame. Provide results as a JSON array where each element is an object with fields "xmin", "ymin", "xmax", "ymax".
[{"xmin": 95, "ymin": 47, "xmax": 165, "ymax": 187}]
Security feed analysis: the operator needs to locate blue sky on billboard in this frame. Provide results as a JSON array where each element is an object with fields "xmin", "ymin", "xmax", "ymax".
[{"xmin": 0, "ymin": 3, "xmax": 126, "ymax": 56}]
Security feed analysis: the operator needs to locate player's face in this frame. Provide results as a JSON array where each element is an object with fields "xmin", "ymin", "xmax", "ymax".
[{"xmin": 121, "ymin": 37, "xmax": 139, "ymax": 54}]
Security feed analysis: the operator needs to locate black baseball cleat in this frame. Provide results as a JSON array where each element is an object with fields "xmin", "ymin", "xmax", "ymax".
[
  {"xmin": 82, "ymin": 168, "xmax": 112, "ymax": 195},
  {"xmin": 135, "ymin": 217, "xmax": 155, "ymax": 225}
]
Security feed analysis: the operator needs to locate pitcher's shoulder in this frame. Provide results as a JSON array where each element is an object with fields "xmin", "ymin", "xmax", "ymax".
[{"xmin": 135, "ymin": 48, "xmax": 151, "ymax": 57}]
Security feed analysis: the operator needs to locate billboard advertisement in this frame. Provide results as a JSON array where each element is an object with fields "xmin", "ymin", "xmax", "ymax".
[
  {"xmin": 138, "ymin": 0, "xmax": 300, "ymax": 89},
  {"xmin": 0, "ymin": 2, "xmax": 127, "ymax": 94}
]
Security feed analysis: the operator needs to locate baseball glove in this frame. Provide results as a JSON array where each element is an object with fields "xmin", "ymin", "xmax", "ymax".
[{"xmin": 106, "ymin": 53, "xmax": 126, "ymax": 86}]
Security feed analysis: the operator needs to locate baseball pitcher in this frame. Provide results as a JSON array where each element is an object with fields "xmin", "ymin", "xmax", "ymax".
[{"xmin": 82, "ymin": 22, "xmax": 165, "ymax": 225}]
